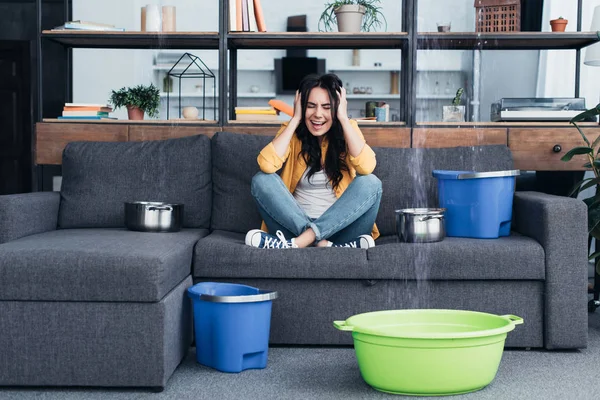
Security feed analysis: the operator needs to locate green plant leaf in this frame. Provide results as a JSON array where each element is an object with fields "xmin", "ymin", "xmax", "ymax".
[
  {"xmin": 571, "ymin": 104, "xmax": 600, "ymax": 123},
  {"xmin": 580, "ymin": 178, "xmax": 600, "ymax": 193},
  {"xmin": 589, "ymin": 250, "xmax": 600, "ymax": 261},
  {"xmin": 561, "ymin": 146, "xmax": 593, "ymax": 161},
  {"xmin": 568, "ymin": 177, "xmax": 594, "ymax": 197},
  {"xmin": 108, "ymin": 83, "xmax": 160, "ymax": 118}
]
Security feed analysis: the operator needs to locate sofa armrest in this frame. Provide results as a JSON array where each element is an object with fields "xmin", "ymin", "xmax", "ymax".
[
  {"xmin": 512, "ymin": 191, "xmax": 588, "ymax": 349},
  {"xmin": 0, "ymin": 192, "xmax": 60, "ymax": 244}
]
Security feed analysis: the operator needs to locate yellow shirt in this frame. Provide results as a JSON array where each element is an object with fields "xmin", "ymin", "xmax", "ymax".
[{"xmin": 257, "ymin": 119, "xmax": 380, "ymax": 239}]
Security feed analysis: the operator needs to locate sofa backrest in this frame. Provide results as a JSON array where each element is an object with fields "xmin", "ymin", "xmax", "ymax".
[
  {"xmin": 211, "ymin": 131, "xmax": 272, "ymax": 233},
  {"xmin": 372, "ymin": 145, "xmax": 514, "ymax": 236},
  {"xmin": 58, "ymin": 134, "xmax": 212, "ymax": 229}
]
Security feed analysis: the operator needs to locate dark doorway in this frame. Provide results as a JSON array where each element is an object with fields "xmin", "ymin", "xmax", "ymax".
[{"xmin": 0, "ymin": 40, "xmax": 31, "ymax": 194}]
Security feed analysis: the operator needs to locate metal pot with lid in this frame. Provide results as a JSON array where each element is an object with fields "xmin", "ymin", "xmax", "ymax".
[
  {"xmin": 395, "ymin": 208, "xmax": 445, "ymax": 243},
  {"xmin": 125, "ymin": 201, "xmax": 183, "ymax": 232}
]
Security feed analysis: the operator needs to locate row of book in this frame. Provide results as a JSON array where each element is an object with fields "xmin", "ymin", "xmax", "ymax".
[
  {"xmin": 58, "ymin": 103, "xmax": 115, "ymax": 120},
  {"xmin": 52, "ymin": 20, "xmax": 125, "ymax": 32},
  {"xmin": 235, "ymin": 106, "xmax": 278, "ymax": 121},
  {"xmin": 230, "ymin": 0, "xmax": 266, "ymax": 32}
]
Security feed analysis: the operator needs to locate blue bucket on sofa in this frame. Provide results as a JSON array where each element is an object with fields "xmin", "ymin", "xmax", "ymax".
[
  {"xmin": 432, "ymin": 170, "xmax": 520, "ymax": 239},
  {"xmin": 187, "ymin": 282, "xmax": 278, "ymax": 373}
]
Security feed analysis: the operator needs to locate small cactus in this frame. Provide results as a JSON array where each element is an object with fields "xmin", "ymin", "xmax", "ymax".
[{"xmin": 452, "ymin": 88, "xmax": 464, "ymax": 106}]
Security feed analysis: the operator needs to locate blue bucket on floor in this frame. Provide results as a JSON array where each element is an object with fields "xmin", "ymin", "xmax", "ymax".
[
  {"xmin": 187, "ymin": 282, "xmax": 278, "ymax": 373},
  {"xmin": 432, "ymin": 170, "xmax": 519, "ymax": 239}
]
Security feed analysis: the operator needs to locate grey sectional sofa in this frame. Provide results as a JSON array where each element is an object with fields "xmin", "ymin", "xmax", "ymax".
[{"xmin": 0, "ymin": 131, "xmax": 588, "ymax": 389}]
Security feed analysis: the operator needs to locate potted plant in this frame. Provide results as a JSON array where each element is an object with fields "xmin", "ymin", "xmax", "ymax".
[
  {"xmin": 561, "ymin": 104, "xmax": 600, "ymax": 292},
  {"xmin": 109, "ymin": 84, "xmax": 160, "ymax": 120},
  {"xmin": 550, "ymin": 16, "xmax": 568, "ymax": 32},
  {"xmin": 318, "ymin": 0, "xmax": 387, "ymax": 33},
  {"xmin": 442, "ymin": 88, "xmax": 465, "ymax": 122}
]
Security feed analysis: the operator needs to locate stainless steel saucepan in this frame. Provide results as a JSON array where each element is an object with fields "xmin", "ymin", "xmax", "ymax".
[
  {"xmin": 395, "ymin": 208, "xmax": 446, "ymax": 243},
  {"xmin": 125, "ymin": 201, "xmax": 183, "ymax": 232}
]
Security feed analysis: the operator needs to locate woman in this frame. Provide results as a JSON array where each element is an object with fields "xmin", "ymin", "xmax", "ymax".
[{"xmin": 245, "ymin": 73, "xmax": 382, "ymax": 249}]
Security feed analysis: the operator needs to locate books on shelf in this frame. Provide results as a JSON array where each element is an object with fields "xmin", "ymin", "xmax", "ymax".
[
  {"xmin": 52, "ymin": 21, "xmax": 125, "ymax": 32},
  {"xmin": 235, "ymin": 106, "xmax": 278, "ymax": 121},
  {"xmin": 60, "ymin": 103, "xmax": 115, "ymax": 120},
  {"xmin": 229, "ymin": 0, "xmax": 266, "ymax": 32}
]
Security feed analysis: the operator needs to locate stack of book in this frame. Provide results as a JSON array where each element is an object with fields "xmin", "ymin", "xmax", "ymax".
[
  {"xmin": 235, "ymin": 107, "xmax": 279, "ymax": 121},
  {"xmin": 229, "ymin": 0, "xmax": 266, "ymax": 32},
  {"xmin": 58, "ymin": 103, "xmax": 114, "ymax": 120},
  {"xmin": 52, "ymin": 20, "xmax": 125, "ymax": 32}
]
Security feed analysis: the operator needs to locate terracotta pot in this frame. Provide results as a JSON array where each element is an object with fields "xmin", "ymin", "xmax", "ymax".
[
  {"xmin": 550, "ymin": 19, "xmax": 568, "ymax": 32},
  {"xmin": 126, "ymin": 105, "xmax": 145, "ymax": 120}
]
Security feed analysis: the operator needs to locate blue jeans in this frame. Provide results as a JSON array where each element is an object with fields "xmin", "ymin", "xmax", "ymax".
[{"xmin": 250, "ymin": 171, "xmax": 382, "ymax": 243}]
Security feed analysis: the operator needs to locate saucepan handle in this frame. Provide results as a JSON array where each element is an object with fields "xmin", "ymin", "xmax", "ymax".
[
  {"xmin": 419, "ymin": 215, "xmax": 444, "ymax": 222},
  {"xmin": 147, "ymin": 205, "xmax": 173, "ymax": 212},
  {"xmin": 333, "ymin": 320, "xmax": 354, "ymax": 331}
]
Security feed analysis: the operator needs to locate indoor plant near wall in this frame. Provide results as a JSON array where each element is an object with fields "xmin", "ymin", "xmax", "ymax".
[
  {"xmin": 318, "ymin": 0, "xmax": 386, "ymax": 32},
  {"xmin": 442, "ymin": 88, "xmax": 465, "ymax": 122},
  {"xmin": 109, "ymin": 84, "xmax": 160, "ymax": 120},
  {"xmin": 550, "ymin": 16, "xmax": 568, "ymax": 32},
  {"xmin": 561, "ymin": 103, "xmax": 600, "ymax": 274}
]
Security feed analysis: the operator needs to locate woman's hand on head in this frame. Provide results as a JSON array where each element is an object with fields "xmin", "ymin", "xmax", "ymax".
[
  {"xmin": 291, "ymin": 90, "xmax": 303, "ymax": 125},
  {"xmin": 337, "ymin": 86, "xmax": 349, "ymax": 123}
]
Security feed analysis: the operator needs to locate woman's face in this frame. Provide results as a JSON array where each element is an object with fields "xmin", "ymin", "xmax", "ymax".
[{"xmin": 304, "ymin": 87, "xmax": 333, "ymax": 137}]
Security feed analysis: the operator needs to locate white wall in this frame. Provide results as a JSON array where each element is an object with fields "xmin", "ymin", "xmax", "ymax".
[{"xmin": 71, "ymin": 0, "xmax": 594, "ymax": 122}]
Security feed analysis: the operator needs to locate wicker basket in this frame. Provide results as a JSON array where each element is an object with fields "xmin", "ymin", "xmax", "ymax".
[{"xmin": 474, "ymin": 0, "xmax": 521, "ymax": 32}]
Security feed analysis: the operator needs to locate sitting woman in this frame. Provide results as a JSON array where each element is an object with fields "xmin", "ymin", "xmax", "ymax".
[{"xmin": 245, "ymin": 73, "xmax": 382, "ymax": 249}]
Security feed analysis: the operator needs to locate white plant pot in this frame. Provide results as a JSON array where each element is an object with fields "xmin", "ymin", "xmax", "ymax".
[
  {"xmin": 443, "ymin": 105, "xmax": 465, "ymax": 122},
  {"xmin": 334, "ymin": 5, "xmax": 366, "ymax": 33}
]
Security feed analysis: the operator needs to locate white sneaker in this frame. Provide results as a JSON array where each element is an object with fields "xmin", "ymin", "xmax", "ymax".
[
  {"xmin": 327, "ymin": 234, "xmax": 375, "ymax": 249},
  {"xmin": 245, "ymin": 229, "xmax": 297, "ymax": 249}
]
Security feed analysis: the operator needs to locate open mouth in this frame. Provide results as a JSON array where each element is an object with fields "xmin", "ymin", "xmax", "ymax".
[{"xmin": 311, "ymin": 121, "xmax": 326, "ymax": 130}]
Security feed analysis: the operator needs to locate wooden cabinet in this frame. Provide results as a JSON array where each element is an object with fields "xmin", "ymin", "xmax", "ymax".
[
  {"xmin": 509, "ymin": 128, "xmax": 600, "ymax": 171},
  {"xmin": 37, "ymin": 122, "xmax": 600, "ymax": 171},
  {"xmin": 36, "ymin": 123, "xmax": 128, "ymax": 165},
  {"xmin": 412, "ymin": 128, "xmax": 507, "ymax": 148}
]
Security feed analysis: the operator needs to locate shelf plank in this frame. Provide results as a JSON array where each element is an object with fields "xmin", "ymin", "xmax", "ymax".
[
  {"xmin": 42, "ymin": 118, "xmax": 218, "ymax": 125},
  {"xmin": 418, "ymin": 121, "xmax": 599, "ymax": 127},
  {"xmin": 228, "ymin": 32, "xmax": 408, "ymax": 49},
  {"xmin": 418, "ymin": 32, "xmax": 599, "ymax": 50},
  {"xmin": 42, "ymin": 30, "xmax": 220, "ymax": 49}
]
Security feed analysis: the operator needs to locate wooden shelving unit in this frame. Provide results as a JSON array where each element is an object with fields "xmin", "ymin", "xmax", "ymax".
[
  {"xmin": 41, "ymin": 30, "xmax": 220, "ymax": 49},
  {"xmin": 227, "ymin": 32, "xmax": 408, "ymax": 49},
  {"xmin": 36, "ymin": 0, "xmax": 600, "ymax": 175},
  {"xmin": 417, "ymin": 32, "xmax": 599, "ymax": 50}
]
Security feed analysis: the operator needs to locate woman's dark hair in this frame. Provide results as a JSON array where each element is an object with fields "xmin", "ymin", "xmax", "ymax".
[{"xmin": 296, "ymin": 73, "xmax": 349, "ymax": 191}]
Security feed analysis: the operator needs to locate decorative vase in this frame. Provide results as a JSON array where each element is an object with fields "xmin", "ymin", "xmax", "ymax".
[
  {"xmin": 390, "ymin": 71, "xmax": 399, "ymax": 94},
  {"xmin": 127, "ymin": 105, "xmax": 145, "ymax": 120},
  {"xmin": 162, "ymin": 6, "xmax": 176, "ymax": 32},
  {"xmin": 145, "ymin": 4, "xmax": 161, "ymax": 32},
  {"xmin": 442, "ymin": 105, "xmax": 465, "ymax": 122},
  {"xmin": 550, "ymin": 18, "xmax": 568, "ymax": 32},
  {"xmin": 163, "ymin": 75, "xmax": 173, "ymax": 93},
  {"xmin": 352, "ymin": 49, "xmax": 360, "ymax": 66},
  {"xmin": 334, "ymin": 5, "xmax": 365, "ymax": 33},
  {"xmin": 182, "ymin": 106, "xmax": 199, "ymax": 119}
]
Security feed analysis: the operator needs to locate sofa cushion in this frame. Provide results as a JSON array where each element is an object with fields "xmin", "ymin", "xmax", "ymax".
[
  {"xmin": 211, "ymin": 132, "xmax": 273, "ymax": 233},
  {"xmin": 193, "ymin": 230, "xmax": 369, "ymax": 279},
  {"xmin": 0, "ymin": 228, "xmax": 208, "ymax": 302},
  {"xmin": 368, "ymin": 233, "xmax": 545, "ymax": 280},
  {"xmin": 372, "ymin": 145, "xmax": 513, "ymax": 236},
  {"xmin": 59, "ymin": 135, "xmax": 212, "ymax": 229}
]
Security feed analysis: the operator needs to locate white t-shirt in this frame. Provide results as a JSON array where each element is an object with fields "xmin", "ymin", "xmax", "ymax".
[{"xmin": 293, "ymin": 168, "xmax": 337, "ymax": 219}]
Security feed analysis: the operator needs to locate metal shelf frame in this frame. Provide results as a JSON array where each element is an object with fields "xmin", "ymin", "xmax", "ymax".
[{"xmin": 38, "ymin": 0, "xmax": 597, "ymax": 127}]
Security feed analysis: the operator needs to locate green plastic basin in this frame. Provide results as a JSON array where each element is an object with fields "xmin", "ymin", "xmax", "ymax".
[{"xmin": 334, "ymin": 309, "xmax": 523, "ymax": 396}]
